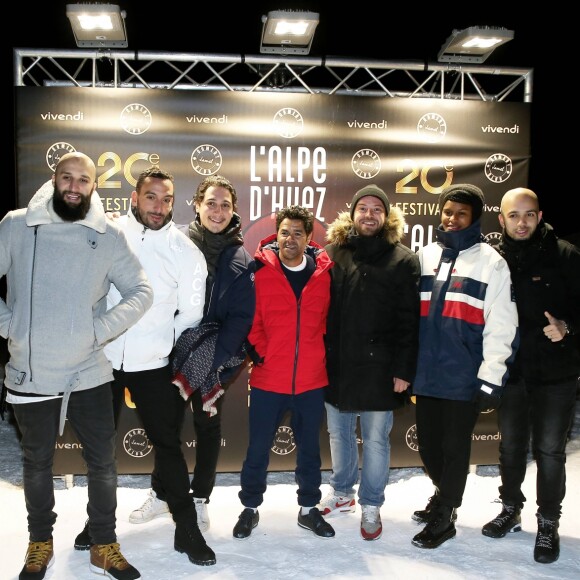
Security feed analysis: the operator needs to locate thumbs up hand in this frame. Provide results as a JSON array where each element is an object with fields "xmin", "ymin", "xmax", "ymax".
[{"xmin": 543, "ymin": 311, "xmax": 565, "ymax": 342}]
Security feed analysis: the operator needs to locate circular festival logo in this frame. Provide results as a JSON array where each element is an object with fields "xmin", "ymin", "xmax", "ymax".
[
  {"xmin": 273, "ymin": 107, "xmax": 304, "ymax": 138},
  {"xmin": 271, "ymin": 425, "xmax": 296, "ymax": 455},
  {"xmin": 485, "ymin": 153, "xmax": 512, "ymax": 183},
  {"xmin": 351, "ymin": 148, "xmax": 381, "ymax": 179},
  {"xmin": 122, "ymin": 428, "xmax": 153, "ymax": 458},
  {"xmin": 46, "ymin": 142, "xmax": 76, "ymax": 171},
  {"xmin": 120, "ymin": 103, "xmax": 152, "ymax": 135},
  {"xmin": 484, "ymin": 231, "xmax": 502, "ymax": 246},
  {"xmin": 405, "ymin": 424, "xmax": 419, "ymax": 452},
  {"xmin": 191, "ymin": 144, "xmax": 223, "ymax": 176},
  {"xmin": 417, "ymin": 113, "xmax": 447, "ymax": 143}
]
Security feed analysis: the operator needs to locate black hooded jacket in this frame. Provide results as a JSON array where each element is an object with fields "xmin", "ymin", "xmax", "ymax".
[
  {"xmin": 495, "ymin": 221, "xmax": 580, "ymax": 384},
  {"xmin": 324, "ymin": 206, "xmax": 420, "ymax": 411}
]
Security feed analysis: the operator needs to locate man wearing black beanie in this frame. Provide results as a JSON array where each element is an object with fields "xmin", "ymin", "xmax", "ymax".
[
  {"xmin": 411, "ymin": 183, "xmax": 518, "ymax": 549},
  {"xmin": 438, "ymin": 184, "xmax": 485, "ymax": 223}
]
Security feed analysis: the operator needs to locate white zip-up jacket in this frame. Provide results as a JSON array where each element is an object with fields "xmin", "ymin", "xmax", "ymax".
[{"xmin": 104, "ymin": 208, "xmax": 207, "ymax": 371}]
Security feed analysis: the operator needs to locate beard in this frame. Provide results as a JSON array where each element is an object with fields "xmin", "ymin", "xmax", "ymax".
[
  {"xmin": 52, "ymin": 186, "xmax": 92, "ymax": 222},
  {"xmin": 132, "ymin": 204, "xmax": 172, "ymax": 230}
]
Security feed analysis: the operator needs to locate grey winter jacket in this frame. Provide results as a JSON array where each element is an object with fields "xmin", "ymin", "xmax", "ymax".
[{"xmin": 0, "ymin": 180, "xmax": 153, "ymax": 404}]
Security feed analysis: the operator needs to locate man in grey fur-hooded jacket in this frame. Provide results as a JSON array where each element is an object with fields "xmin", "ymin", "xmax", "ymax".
[{"xmin": 1, "ymin": 174, "xmax": 153, "ymax": 411}]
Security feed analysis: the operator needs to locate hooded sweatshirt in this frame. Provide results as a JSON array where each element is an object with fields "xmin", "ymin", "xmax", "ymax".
[{"xmin": 324, "ymin": 206, "xmax": 420, "ymax": 411}]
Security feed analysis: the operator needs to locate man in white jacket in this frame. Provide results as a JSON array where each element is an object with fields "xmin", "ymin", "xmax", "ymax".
[{"xmin": 72, "ymin": 166, "xmax": 215, "ymax": 567}]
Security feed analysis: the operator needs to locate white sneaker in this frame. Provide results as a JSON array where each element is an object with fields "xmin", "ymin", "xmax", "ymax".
[
  {"xmin": 361, "ymin": 505, "xmax": 382, "ymax": 541},
  {"xmin": 319, "ymin": 489, "xmax": 356, "ymax": 516},
  {"xmin": 129, "ymin": 489, "xmax": 170, "ymax": 524},
  {"xmin": 194, "ymin": 497, "xmax": 210, "ymax": 533}
]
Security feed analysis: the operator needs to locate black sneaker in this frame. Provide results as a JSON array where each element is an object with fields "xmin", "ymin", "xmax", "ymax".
[
  {"xmin": 233, "ymin": 508, "xmax": 259, "ymax": 539},
  {"xmin": 298, "ymin": 507, "xmax": 335, "ymax": 538},
  {"xmin": 534, "ymin": 513, "xmax": 560, "ymax": 564},
  {"xmin": 482, "ymin": 503, "xmax": 522, "ymax": 538},
  {"xmin": 74, "ymin": 519, "xmax": 93, "ymax": 551},
  {"xmin": 412, "ymin": 505, "xmax": 456, "ymax": 549},
  {"xmin": 174, "ymin": 519, "xmax": 216, "ymax": 566}
]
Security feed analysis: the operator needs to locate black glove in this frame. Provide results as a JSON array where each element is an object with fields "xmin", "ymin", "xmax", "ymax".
[{"xmin": 474, "ymin": 386, "xmax": 501, "ymax": 412}]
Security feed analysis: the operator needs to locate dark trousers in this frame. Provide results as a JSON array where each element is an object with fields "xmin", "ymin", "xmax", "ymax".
[
  {"xmin": 13, "ymin": 384, "xmax": 117, "ymax": 544},
  {"xmin": 112, "ymin": 366, "xmax": 193, "ymax": 523},
  {"xmin": 239, "ymin": 387, "xmax": 325, "ymax": 509},
  {"xmin": 497, "ymin": 376, "xmax": 578, "ymax": 519},
  {"xmin": 415, "ymin": 395, "xmax": 479, "ymax": 508},
  {"xmin": 188, "ymin": 388, "xmax": 224, "ymax": 502}
]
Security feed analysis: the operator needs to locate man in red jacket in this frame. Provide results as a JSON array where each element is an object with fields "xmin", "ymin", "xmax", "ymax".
[{"xmin": 232, "ymin": 205, "xmax": 335, "ymax": 540}]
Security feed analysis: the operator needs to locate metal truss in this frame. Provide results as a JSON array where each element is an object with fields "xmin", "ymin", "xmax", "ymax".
[{"xmin": 14, "ymin": 48, "xmax": 533, "ymax": 102}]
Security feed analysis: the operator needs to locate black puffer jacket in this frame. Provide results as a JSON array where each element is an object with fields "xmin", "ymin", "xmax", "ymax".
[
  {"xmin": 496, "ymin": 221, "xmax": 580, "ymax": 384},
  {"xmin": 324, "ymin": 207, "xmax": 420, "ymax": 411}
]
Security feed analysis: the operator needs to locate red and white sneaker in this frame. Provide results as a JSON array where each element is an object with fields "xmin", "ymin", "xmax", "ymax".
[
  {"xmin": 319, "ymin": 490, "xmax": 356, "ymax": 516},
  {"xmin": 361, "ymin": 505, "xmax": 382, "ymax": 541}
]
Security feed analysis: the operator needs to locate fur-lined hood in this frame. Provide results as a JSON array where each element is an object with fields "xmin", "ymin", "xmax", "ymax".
[{"xmin": 325, "ymin": 205, "xmax": 406, "ymax": 246}]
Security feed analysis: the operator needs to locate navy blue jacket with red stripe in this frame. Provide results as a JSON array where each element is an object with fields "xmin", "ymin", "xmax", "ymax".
[{"xmin": 412, "ymin": 221, "xmax": 519, "ymax": 401}]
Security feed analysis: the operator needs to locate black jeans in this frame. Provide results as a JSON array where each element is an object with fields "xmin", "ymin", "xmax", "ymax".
[
  {"xmin": 13, "ymin": 384, "xmax": 117, "ymax": 544},
  {"xmin": 188, "ymin": 388, "xmax": 225, "ymax": 501},
  {"xmin": 112, "ymin": 366, "xmax": 193, "ymax": 523},
  {"xmin": 497, "ymin": 376, "xmax": 578, "ymax": 519},
  {"xmin": 415, "ymin": 395, "xmax": 479, "ymax": 509}
]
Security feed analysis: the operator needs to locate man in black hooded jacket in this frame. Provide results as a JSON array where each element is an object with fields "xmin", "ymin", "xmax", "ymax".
[{"xmin": 481, "ymin": 187, "xmax": 580, "ymax": 565}]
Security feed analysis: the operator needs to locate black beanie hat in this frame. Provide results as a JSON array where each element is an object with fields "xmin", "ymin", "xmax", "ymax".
[
  {"xmin": 350, "ymin": 184, "xmax": 390, "ymax": 219},
  {"xmin": 439, "ymin": 183, "xmax": 485, "ymax": 222}
]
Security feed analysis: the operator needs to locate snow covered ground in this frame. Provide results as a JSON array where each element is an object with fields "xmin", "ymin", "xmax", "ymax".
[{"xmin": 1, "ymin": 404, "xmax": 579, "ymax": 579}]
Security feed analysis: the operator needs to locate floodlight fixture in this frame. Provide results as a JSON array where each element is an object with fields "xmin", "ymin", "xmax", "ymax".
[
  {"xmin": 66, "ymin": 3, "xmax": 128, "ymax": 48},
  {"xmin": 438, "ymin": 26, "xmax": 514, "ymax": 64},
  {"xmin": 260, "ymin": 10, "xmax": 319, "ymax": 55}
]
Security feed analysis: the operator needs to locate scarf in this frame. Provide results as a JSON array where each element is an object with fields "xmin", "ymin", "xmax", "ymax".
[{"xmin": 171, "ymin": 321, "xmax": 247, "ymax": 416}]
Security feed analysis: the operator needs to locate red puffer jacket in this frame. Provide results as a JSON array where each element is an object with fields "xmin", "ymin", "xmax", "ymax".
[{"xmin": 247, "ymin": 234, "xmax": 332, "ymax": 394}]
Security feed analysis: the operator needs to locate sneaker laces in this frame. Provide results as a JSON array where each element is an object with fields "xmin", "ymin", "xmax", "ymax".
[
  {"xmin": 536, "ymin": 516, "xmax": 556, "ymax": 549},
  {"xmin": 138, "ymin": 492, "xmax": 158, "ymax": 513},
  {"xmin": 362, "ymin": 506, "xmax": 380, "ymax": 523},
  {"xmin": 25, "ymin": 541, "xmax": 52, "ymax": 567},
  {"xmin": 94, "ymin": 543, "xmax": 129, "ymax": 567},
  {"xmin": 490, "ymin": 505, "xmax": 517, "ymax": 526},
  {"xmin": 425, "ymin": 495, "xmax": 437, "ymax": 510}
]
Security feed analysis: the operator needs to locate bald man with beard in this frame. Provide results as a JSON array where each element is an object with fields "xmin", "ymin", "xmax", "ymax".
[{"xmin": 0, "ymin": 152, "xmax": 153, "ymax": 580}]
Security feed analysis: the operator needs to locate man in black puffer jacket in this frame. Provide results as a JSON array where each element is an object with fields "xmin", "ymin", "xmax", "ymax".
[{"xmin": 482, "ymin": 187, "xmax": 580, "ymax": 565}]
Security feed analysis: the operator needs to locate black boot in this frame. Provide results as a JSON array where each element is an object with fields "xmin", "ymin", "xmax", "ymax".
[
  {"xmin": 534, "ymin": 513, "xmax": 560, "ymax": 564},
  {"xmin": 482, "ymin": 503, "xmax": 522, "ymax": 538},
  {"xmin": 74, "ymin": 519, "xmax": 93, "ymax": 551},
  {"xmin": 175, "ymin": 516, "xmax": 216, "ymax": 566},
  {"xmin": 412, "ymin": 492, "xmax": 440, "ymax": 524},
  {"xmin": 412, "ymin": 504, "xmax": 457, "ymax": 549}
]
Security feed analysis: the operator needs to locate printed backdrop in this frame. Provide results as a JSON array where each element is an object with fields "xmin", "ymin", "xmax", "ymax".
[{"xmin": 15, "ymin": 87, "xmax": 530, "ymax": 474}]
